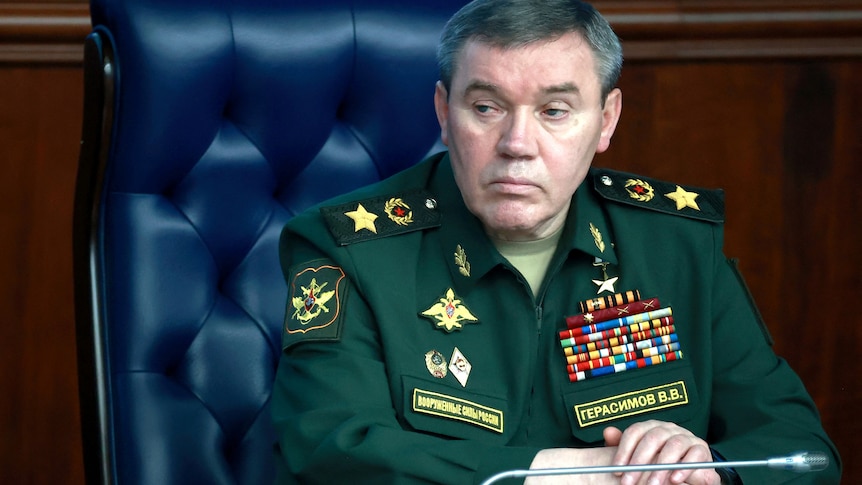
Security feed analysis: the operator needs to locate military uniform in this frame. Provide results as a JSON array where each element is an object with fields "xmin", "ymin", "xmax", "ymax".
[{"xmin": 272, "ymin": 152, "xmax": 840, "ymax": 484}]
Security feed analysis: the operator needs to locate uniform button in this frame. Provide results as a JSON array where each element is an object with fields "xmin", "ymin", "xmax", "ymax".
[
  {"xmin": 425, "ymin": 198, "xmax": 438, "ymax": 210},
  {"xmin": 601, "ymin": 175, "xmax": 613, "ymax": 186}
]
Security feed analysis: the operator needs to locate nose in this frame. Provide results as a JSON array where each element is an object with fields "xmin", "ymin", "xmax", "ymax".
[{"xmin": 497, "ymin": 108, "xmax": 538, "ymax": 160}]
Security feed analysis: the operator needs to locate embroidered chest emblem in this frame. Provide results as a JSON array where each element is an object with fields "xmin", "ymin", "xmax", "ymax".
[{"xmin": 420, "ymin": 288, "xmax": 479, "ymax": 333}]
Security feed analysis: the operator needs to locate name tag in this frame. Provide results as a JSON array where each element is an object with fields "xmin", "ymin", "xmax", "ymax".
[
  {"xmin": 412, "ymin": 388, "xmax": 504, "ymax": 433},
  {"xmin": 574, "ymin": 381, "xmax": 689, "ymax": 427}
]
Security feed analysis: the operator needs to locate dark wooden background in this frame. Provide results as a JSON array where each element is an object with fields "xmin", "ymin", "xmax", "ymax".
[{"xmin": 1, "ymin": 1, "xmax": 859, "ymax": 483}]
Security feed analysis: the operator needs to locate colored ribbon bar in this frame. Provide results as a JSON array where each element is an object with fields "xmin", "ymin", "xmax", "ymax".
[
  {"xmin": 565, "ymin": 334, "xmax": 680, "ymax": 365},
  {"xmin": 561, "ymin": 307, "xmax": 673, "ymax": 339},
  {"xmin": 566, "ymin": 297, "xmax": 661, "ymax": 330},
  {"xmin": 566, "ymin": 342, "xmax": 682, "ymax": 374},
  {"xmin": 568, "ymin": 350, "xmax": 684, "ymax": 382},
  {"xmin": 559, "ymin": 315, "xmax": 673, "ymax": 348},
  {"xmin": 578, "ymin": 290, "xmax": 642, "ymax": 314},
  {"xmin": 562, "ymin": 322, "xmax": 676, "ymax": 355}
]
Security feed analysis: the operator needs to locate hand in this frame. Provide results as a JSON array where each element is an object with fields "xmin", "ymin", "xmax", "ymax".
[
  {"xmin": 603, "ymin": 420, "xmax": 720, "ymax": 485},
  {"xmin": 526, "ymin": 447, "xmax": 619, "ymax": 485}
]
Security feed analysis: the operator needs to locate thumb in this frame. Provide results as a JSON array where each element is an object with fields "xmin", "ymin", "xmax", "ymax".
[{"xmin": 603, "ymin": 426, "xmax": 623, "ymax": 447}]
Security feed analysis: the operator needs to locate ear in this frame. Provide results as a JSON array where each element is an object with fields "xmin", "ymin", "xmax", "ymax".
[
  {"xmin": 596, "ymin": 88, "xmax": 622, "ymax": 154},
  {"xmin": 434, "ymin": 81, "xmax": 450, "ymax": 146}
]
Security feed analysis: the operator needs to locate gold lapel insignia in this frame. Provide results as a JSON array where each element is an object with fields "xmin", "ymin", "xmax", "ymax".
[
  {"xmin": 384, "ymin": 197, "xmax": 413, "ymax": 226},
  {"xmin": 449, "ymin": 347, "xmax": 472, "ymax": 387},
  {"xmin": 425, "ymin": 350, "xmax": 448, "ymax": 378},
  {"xmin": 344, "ymin": 203, "xmax": 379, "ymax": 233},
  {"xmin": 665, "ymin": 185, "xmax": 701, "ymax": 211},
  {"xmin": 624, "ymin": 178, "xmax": 655, "ymax": 202},
  {"xmin": 454, "ymin": 244, "xmax": 471, "ymax": 277},
  {"xmin": 420, "ymin": 288, "xmax": 479, "ymax": 333},
  {"xmin": 589, "ymin": 223, "xmax": 606, "ymax": 253}
]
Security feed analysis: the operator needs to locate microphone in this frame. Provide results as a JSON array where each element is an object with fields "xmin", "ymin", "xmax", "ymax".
[{"xmin": 479, "ymin": 451, "xmax": 828, "ymax": 485}]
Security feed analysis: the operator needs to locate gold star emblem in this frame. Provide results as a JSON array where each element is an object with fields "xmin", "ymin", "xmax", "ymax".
[
  {"xmin": 665, "ymin": 185, "xmax": 701, "ymax": 211},
  {"xmin": 592, "ymin": 276, "xmax": 619, "ymax": 295},
  {"xmin": 344, "ymin": 203, "xmax": 379, "ymax": 233}
]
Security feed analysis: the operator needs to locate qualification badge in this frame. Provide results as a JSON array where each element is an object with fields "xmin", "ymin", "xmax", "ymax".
[
  {"xmin": 425, "ymin": 350, "xmax": 447, "ymax": 378},
  {"xmin": 449, "ymin": 347, "xmax": 472, "ymax": 387}
]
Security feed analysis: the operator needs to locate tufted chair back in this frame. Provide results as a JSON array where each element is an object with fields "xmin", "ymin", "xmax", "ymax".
[{"xmin": 72, "ymin": 0, "xmax": 465, "ymax": 483}]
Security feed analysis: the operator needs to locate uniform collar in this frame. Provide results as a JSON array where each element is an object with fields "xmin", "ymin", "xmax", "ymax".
[
  {"xmin": 562, "ymin": 170, "xmax": 619, "ymax": 266},
  {"xmin": 430, "ymin": 155, "xmax": 507, "ymax": 296},
  {"xmin": 429, "ymin": 156, "xmax": 617, "ymax": 296}
]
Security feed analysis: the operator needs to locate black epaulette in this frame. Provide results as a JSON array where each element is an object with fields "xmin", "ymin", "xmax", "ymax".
[
  {"xmin": 320, "ymin": 189, "xmax": 442, "ymax": 246},
  {"xmin": 591, "ymin": 168, "xmax": 725, "ymax": 223}
]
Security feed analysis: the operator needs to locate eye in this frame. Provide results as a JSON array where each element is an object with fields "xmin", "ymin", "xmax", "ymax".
[
  {"xmin": 543, "ymin": 107, "xmax": 568, "ymax": 119},
  {"xmin": 474, "ymin": 103, "xmax": 499, "ymax": 115}
]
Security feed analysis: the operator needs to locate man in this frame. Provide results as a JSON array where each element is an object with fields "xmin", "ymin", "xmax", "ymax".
[{"xmin": 271, "ymin": 1, "xmax": 840, "ymax": 483}]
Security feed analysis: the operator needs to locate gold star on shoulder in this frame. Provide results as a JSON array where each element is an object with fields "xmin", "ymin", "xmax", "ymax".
[
  {"xmin": 665, "ymin": 185, "xmax": 701, "ymax": 211},
  {"xmin": 344, "ymin": 203, "xmax": 379, "ymax": 233}
]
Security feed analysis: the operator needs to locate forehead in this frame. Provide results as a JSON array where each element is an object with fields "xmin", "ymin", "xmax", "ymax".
[{"xmin": 452, "ymin": 32, "xmax": 600, "ymax": 95}]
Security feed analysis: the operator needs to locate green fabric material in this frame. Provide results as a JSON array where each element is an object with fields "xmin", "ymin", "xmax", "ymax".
[{"xmin": 272, "ymin": 152, "xmax": 840, "ymax": 484}]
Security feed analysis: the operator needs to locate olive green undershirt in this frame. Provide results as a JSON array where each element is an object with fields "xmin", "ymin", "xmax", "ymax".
[{"xmin": 491, "ymin": 227, "xmax": 564, "ymax": 298}]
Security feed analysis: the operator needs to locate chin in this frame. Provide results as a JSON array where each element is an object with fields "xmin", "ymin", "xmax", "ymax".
[{"xmin": 484, "ymin": 214, "xmax": 538, "ymax": 236}]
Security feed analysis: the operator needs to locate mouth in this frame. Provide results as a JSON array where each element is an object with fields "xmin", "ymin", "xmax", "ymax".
[{"xmin": 489, "ymin": 177, "xmax": 539, "ymax": 195}]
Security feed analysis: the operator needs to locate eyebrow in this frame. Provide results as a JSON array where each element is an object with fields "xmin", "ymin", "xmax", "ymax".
[
  {"xmin": 462, "ymin": 81, "xmax": 581, "ymax": 98},
  {"xmin": 463, "ymin": 81, "xmax": 500, "ymax": 97},
  {"xmin": 543, "ymin": 82, "xmax": 580, "ymax": 96}
]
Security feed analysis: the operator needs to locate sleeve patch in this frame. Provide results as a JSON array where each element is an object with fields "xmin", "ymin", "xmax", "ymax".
[
  {"xmin": 282, "ymin": 260, "xmax": 348, "ymax": 349},
  {"xmin": 592, "ymin": 168, "xmax": 725, "ymax": 223}
]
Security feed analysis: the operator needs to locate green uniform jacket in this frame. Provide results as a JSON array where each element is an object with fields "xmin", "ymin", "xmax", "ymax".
[{"xmin": 272, "ymin": 152, "xmax": 840, "ymax": 484}]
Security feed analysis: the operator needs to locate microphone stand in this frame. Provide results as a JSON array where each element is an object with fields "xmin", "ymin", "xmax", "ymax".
[{"xmin": 479, "ymin": 452, "xmax": 829, "ymax": 485}]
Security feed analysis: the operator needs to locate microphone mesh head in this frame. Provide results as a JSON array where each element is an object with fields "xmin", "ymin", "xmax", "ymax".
[{"xmin": 804, "ymin": 452, "xmax": 829, "ymax": 471}]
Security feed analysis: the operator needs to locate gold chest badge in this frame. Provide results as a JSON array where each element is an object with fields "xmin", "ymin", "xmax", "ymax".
[{"xmin": 420, "ymin": 288, "xmax": 479, "ymax": 333}]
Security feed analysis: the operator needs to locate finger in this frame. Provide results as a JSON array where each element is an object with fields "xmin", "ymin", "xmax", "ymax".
[
  {"xmin": 668, "ymin": 445, "xmax": 715, "ymax": 484},
  {"xmin": 616, "ymin": 421, "xmax": 671, "ymax": 485},
  {"xmin": 641, "ymin": 433, "xmax": 702, "ymax": 484},
  {"xmin": 603, "ymin": 426, "xmax": 623, "ymax": 447},
  {"xmin": 613, "ymin": 421, "xmax": 656, "ymax": 465}
]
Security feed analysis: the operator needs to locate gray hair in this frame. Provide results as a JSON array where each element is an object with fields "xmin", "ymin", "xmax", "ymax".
[{"xmin": 437, "ymin": 0, "xmax": 623, "ymax": 103}]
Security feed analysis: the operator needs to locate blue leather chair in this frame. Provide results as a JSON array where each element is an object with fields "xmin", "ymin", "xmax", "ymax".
[{"xmin": 73, "ymin": 1, "xmax": 466, "ymax": 482}]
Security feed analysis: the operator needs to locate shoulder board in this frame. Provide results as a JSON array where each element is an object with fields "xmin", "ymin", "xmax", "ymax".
[
  {"xmin": 320, "ymin": 189, "xmax": 441, "ymax": 246},
  {"xmin": 591, "ymin": 168, "xmax": 725, "ymax": 223}
]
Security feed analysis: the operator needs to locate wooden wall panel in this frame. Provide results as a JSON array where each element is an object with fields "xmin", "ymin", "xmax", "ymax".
[
  {"xmin": 0, "ymin": 65, "xmax": 85, "ymax": 483},
  {"xmin": 596, "ymin": 58, "xmax": 862, "ymax": 479},
  {"xmin": 0, "ymin": 1, "xmax": 859, "ymax": 484}
]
